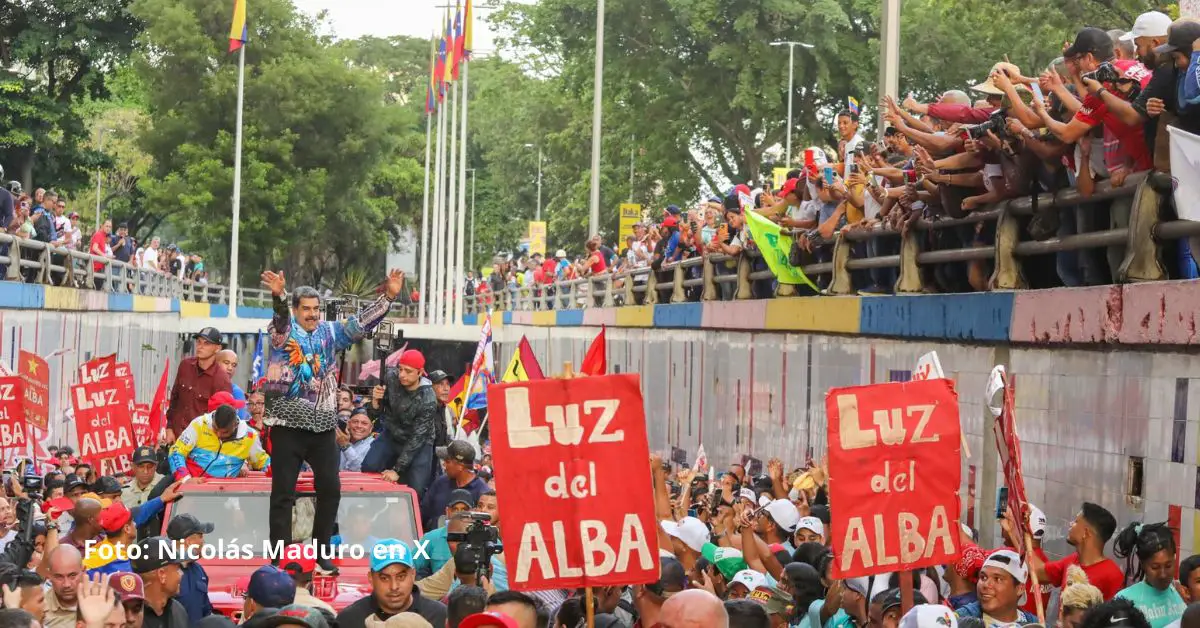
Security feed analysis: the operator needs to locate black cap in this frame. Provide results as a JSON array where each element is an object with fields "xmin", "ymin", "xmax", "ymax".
[
  {"xmin": 63, "ymin": 474, "xmax": 86, "ymax": 492},
  {"xmin": 1065, "ymin": 27, "xmax": 1114, "ymax": 59},
  {"xmin": 878, "ymin": 587, "xmax": 928, "ymax": 612},
  {"xmin": 646, "ymin": 556, "xmax": 688, "ymax": 597},
  {"xmin": 1155, "ymin": 20, "xmax": 1200, "ymax": 55},
  {"xmin": 132, "ymin": 446, "xmax": 157, "ymax": 465},
  {"xmin": 428, "ymin": 370, "xmax": 451, "ymax": 384},
  {"xmin": 193, "ymin": 327, "xmax": 224, "ymax": 346},
  {"xmin": 131, "ymin": 536, "xmax": 184, "ymax": 573},
  {"xmin": 447, "ymin": 489, "xmax": 476, "ymax": 509},
  {"xmin": 92, "ymin": 475, "xmax": 123, "ymax": 496},
  {"xmin": 166, "ymin": 513, "xmax": 215, "ymax": 540},
  {"xmin": 436, "ymin": 440, "xmax": 476, "ymax": 465}
]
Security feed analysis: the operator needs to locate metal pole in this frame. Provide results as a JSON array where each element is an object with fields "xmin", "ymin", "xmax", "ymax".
[
  {"xmin": 469, "ymin": 169, "xmax": 476, "ymax": 272},
  {"xmin": 629, "ymin": 135, "xmax": 635, "ymax": 202},
  {"xmin": 587, "ymin": 0, "xmax": 605, "ymax": 237},
  {"xmin": 229, "ymin": 44, "xmax": 246, "ymax": 317},
  {"xmin": 454, "ymin": 62, "xmax": 470, "ymax": 326},
  {"xmin": 431, "ymin": 101, "xmax": 446, "ymax": 326},
  {"xmin": 536, "ymin": 147, "xmax": 543, "ymax": 222},
  {"xmin": 785, "ymin": 43, "xmax": 795, "ymax": 167},
  {"xmin": 446, "ymin": 81, "xmax": 460, "ymax": 327},
  {"xmin": 418, "ymin": 108, "xmax": 433, "ymax": 324},
  {"xmin": 94, "ymin": 129, "xmax": 104, "ymax": 229},
  {"xmin": 878, "ymin": 0, "xmax": 902, "ymax": 140}
]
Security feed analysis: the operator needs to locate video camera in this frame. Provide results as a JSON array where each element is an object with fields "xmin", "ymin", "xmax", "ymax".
[
  {"xmin": 447, "ymin": 512, "xmax": 503, "ymax": 582},
  {"xmin": 966, "ymin": 109, "xmax": 1010, "ymax": 141},
  {"xmin": 1083, "ymin": 61, "xmax": 1120, "ymax": 85}
]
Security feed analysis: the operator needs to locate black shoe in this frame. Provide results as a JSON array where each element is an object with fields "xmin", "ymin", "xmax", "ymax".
[{"xmin": 315, "ymin": 557, "xmax": 339, "ymax": 575}]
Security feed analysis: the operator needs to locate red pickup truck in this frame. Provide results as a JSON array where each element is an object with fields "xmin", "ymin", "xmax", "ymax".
[{"xmin": 162, "ymin": 472, "xmax": 424, "ymax": 620}]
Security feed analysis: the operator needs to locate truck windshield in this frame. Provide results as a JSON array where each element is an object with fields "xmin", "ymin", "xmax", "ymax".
[{"xmin": 169, "ymin": 492, "xmax": 419, "ymax": 557}]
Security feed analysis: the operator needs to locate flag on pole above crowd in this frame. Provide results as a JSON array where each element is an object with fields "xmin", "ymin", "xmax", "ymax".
[
  {"xmin": 425, "ymin": 36, "xmax": 437, "ymax": 113},
  {"xmin": 434, "ymin": 17, "xmax": 448, "ymax": 101},
  {"xmin": 460, "ymin": 0, "xmax": 473, "ymax": 61},
  {"xmin": 847, "ymin": 96, "xmax": 861, "ymax": 115},
  {"xmin": 228, "ymin": 0, "xmax": 248, "ymax": 52},
  {"xmin": 250, "ymin": 330, "xmax": 265, "ymax": 387},
  {"xmin": 451, "ymin": 1, "xmax": 464, "ymax": 80},
  {"xmin": 442, "ymin": 6, "xmax": 455, "ymax": 85},
  {"xmin": 501, "ymin": 336, "xmax": 545, "ymax": 383},
  {"xmin": 580, "ymin": 326, "xmax": 608, "ymax": 376}
]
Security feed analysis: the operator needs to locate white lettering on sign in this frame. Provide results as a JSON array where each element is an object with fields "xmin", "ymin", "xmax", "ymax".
[
  {"xmin": 839, "ymin": 505, "xmax": 955, "ymax": 571},
  {"xmin": 0, "ymin": 422, "xmax": 26, "ymax": 448},
  {"xmin": 81, "ymin": 363, "xmax": 110, "ymax": 384},
  {"xmin": 545, "ymin": 461, "xmax": 597, "ymax": 499},
  {"xmin": 504, "ymin": 388, "xmax": 626, "ymax": 449},
  {"xmin": 837, "ymin": 395, "xmax": 941, "ymax": 450},
  {"xmin": 515, "ymin": 514, "xmax": 653, "ymax": 583},
  {"xmin": 0, "ymin": 384, "xmax": 16, "ymax": 402},
  {"xmin": 870, "ymin": 461, "xmax": 915, "ymax": 493},
  {"xmin": 74, "ymin": 387, "xmax": 119, "ymax": 412},
  {"xmin": 81, "ymin": 428, "xmax": 132, "ymax": 458}
]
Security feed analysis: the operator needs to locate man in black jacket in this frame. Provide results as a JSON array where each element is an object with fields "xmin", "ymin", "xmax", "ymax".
[
  {"xmin": 336, "ymin": 539, "xmax": 446, "ymax": 628},
  {"xmin": 361, "ymin": 350, "xmax": 438, "ymax": 498}
]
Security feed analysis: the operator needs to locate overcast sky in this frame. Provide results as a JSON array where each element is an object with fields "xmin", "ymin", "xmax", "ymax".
[{"xmin": 290, "ymin": 0, "xmax": 511, "ymax": 52}]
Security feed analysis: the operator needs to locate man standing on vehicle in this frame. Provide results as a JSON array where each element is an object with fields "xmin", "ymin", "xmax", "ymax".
[
  {"xmin": 259, "ymin": 268, "xmax": 404, "ymax": 575},
  {"xmin": 336, "ymin": 539, "xmax": 447, "ymax": 628},
  {"xmin": 362, "ymin": 350, "xmax": 439, "ymax": 498},
  {"xmin": 165, "ymin": 327, "xmax": 231, "ymax": 444}
]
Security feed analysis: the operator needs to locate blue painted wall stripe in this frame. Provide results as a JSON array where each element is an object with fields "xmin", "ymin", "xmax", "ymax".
[
  {"xmin": 503, "ymin": 311, "xmax": 513, "ymax": 325},
  {"xmin": 556, "ymin": 310, "xmax": 584, "ymax": 326},
  {"xmin": 210, "ymin": 304, "xmax": 230, "ymax": 318},
  {"xmin": 235, "ymin": 305, "xmax": 273, "ymax": 319},
  {"xmin": 0, "ymin": 283, "xmax": 44, "ymax": 310},
  {"xmin": 859, "ymin": 293, "xmax": 1013, "ymax": 341},
  {"xmin": 108, "ymin": 294, "xmax": 134, "ymax": 312},
  {"xmin": 463, "ymin": 314, "xmax": 478, "ymax": 326},
  {"xmin": 653, "ymin": 303, "xmax": 704, "ymax": 328}
]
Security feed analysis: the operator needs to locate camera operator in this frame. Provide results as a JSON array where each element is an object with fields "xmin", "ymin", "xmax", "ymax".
[
  {"xmin": 417, "ymin": 513, "xmax": 504, "ymax": 600},
  {"xmin": 361, "ymin": 350, "xmax": 438, "ymax": 498},
  {"xmin": 0, "ymin": 562, "xmax": 46, "ymax": 621}
]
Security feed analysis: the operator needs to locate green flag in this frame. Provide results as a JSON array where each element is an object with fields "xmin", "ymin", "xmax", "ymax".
[{"xmin": 744, "ymin": 210, "xmax": 820, "ymax": 292}]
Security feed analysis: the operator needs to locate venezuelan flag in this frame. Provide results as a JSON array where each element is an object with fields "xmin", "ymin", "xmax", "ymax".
[
  {"xmin": 451, "ymin": 2, "xmax": 464, "ymax": 80},
  {"xmin": 425, "ymin": 36, "xmax": 437, "ymax": 113},
  {"xmin": 442, "ymin": 6, "xmax": 455, "ymax": 84},
  {"xmin": 847, "ymin": 96, "xmax": 861, "ymax": 116},
  {"xmin": 434, "ymin": 22, "xmax": 447, "ymax": 101},
  {"xmin": 461, "ymin": 0, "xmax": 473, "ymax": 61},
  {"xmin": 228, "ymin": 0, "xmax": 248, "ymax": 52}
]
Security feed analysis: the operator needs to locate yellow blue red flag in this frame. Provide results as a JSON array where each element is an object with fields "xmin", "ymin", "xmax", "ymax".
[{"xmin": 228, "ymin": 0, "xmax": 248, "ymax": 52}]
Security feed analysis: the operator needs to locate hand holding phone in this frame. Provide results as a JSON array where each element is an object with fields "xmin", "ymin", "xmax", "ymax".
[{"xmin": 823, "ymin": 166, "xmax": 835, "ymax": 186}]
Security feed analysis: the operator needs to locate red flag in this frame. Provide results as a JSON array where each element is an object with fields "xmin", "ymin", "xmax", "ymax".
[
  {"xmin": 146, "ymin": 360, "xmax": 170, "ymax": 446},
  {"xmin": 517, "ymin": 337, "xmax": 545, "ymax": 380},
  {"xmin": 580, "ymin": 326, "xmax": 607, "ymax": 376}
]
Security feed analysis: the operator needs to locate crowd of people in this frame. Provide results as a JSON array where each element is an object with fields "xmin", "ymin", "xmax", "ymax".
[
  {"xmin": 0, "ymin": 176, "xmax": 211, "ymax": 289},
  {"xmin": 461, "ymin": 15, "xmax": 1200, "ymax": 308}
]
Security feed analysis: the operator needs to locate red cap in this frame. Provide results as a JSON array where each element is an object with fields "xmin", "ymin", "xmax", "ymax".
[
  {"xmin": 208, "ymin": 391, "xmax": 246, "ymax": 412},
  {"xmin": 662, "ymin": 216, "xmax": 678, "ymax": 228},
  {"xmin": 1113, "ymin": 59, "xmax": 1153, "ymax": 89},
  {"xmin": 280, "ymin": 543, "xmax": 316, "ymax": 575},
  {"xmin": 98, "ymin": 502, "xmax": 132, "ymax": 533},
  {"xmin": 779, "ymin": 177, "xmax": 801, "ymax": 198},
  {"xmin": 109, "ymin": 572, "xmax": 145, "ymax": 601},
  {"xmin": 459, "ymin": 612, "xmax": 521, "ymax": 628},
  {"xmin": 398, "ymin": 349, "xmax": 426, "ymax": 372}
]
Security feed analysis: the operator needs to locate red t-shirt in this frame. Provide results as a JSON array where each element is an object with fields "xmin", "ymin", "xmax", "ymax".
[
  {"xmin": 541, "ymin": 259, "xmax": 557, "ymax": 284},
  {"xmin": 588, "ymin": 251, "xmax": 607, "ymax": 274},
  {"xmin": 89, "ymin": 230, "xmax": 108, "ymax": 272},
  {"xmin": 1020, "ymin": 547, "xmax": 1052, "ymax": 614},
  {"xmin": 1074, "ymin": 94, "xmax": 1152, "ymax": 172},
  {"xmin": 1044, "ymin": 553, "xmax": 1125, "ymax": 600}
]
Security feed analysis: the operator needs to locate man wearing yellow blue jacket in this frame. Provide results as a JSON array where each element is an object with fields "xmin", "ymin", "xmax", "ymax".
[{"xmin": 169, "ymin": 397, "xmax": 271, "ymax": 480}]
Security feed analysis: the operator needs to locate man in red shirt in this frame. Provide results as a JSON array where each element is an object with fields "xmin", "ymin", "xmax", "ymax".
[
  {"xmin": 88, "ymin": 220, "xmax": 112, "ymax": 289},
  {"xmin": 1026, "ymin": 501, "xmax": 1123, "ymax": 600},
  {"xmin": 165, "ymin": 327, "xmax": 231, "ymax": 443}
]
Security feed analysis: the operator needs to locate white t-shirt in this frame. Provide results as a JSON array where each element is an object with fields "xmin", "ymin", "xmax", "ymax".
[
  {"xmin": 864, "ymin": 176, "xmax": 886, "ymax": 220},
  {"xmin": 788, "ymin": 200, "xmax": 819, "ymax": 224},
  {"xmin": 142, "ymin": 247, "xmax": 159, "ymax": 269},
  {"xmin": 842, "ymin": 133, "xmax": 866, "ymax": 162}
]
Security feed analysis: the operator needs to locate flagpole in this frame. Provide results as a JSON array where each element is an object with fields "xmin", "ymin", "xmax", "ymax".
[
  {"xmin": 228, "ymin": 44, "xmax": 246, "ymax": 318},
  {"xmin": 431, "ymin": 103, "xmax": 446, "ymax": 326},
  {"xmin": 453, "ymin": 61, "xmax": 469, "ymax": 326},
  {"xmin": 418, "ymin": 109, "xmax": 432, "ymax": 324},
  {"xmin": 446, "ymin": 80, "xmax": 460, "ymax": 327}
]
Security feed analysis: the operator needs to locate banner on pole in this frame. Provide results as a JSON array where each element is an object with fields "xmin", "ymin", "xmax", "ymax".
[
  {"xmin": 744, "ymin": 210, "xmax": 819, "ymax": 291},
  {"xmin": 528, "ymin": 222, "xmax": 547, "ymax": 257},
  {"xmin": 619, "ymin": 204, "xmax": 642, "ymax": 243},
  {"xmin": 72, "ymin": 379, "xmax": 135, "ymax": 465},
  {"xmin": 988, "ymin": 365, "xmax": 1031, "ymax": 549},
  {"xmin": 489, "ymin": 374, "xmax": 660, "ymax": 590},
  {"xmin": 79, "ymin": 354, "xmax": 117, "ymax": 384},
  {"xmin": 0, "ymin": 377, "xmax": 28, "ymax": 456},
  {"xmin": 132, "ymin": 403, "xmax": 151, "ymax": 448},
  {"xmin": 18, "ymin": 351, "xmax": 49, "ymax": 431},
  {"xmin": 826, "ymin": 378, "xmax": 962, "ymax": 578}
]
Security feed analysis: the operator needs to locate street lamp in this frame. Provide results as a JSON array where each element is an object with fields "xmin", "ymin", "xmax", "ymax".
[
  {"xmin": 523, "ymin": 143, "xmax": 543, "ymax": 222},
  {"xmin": 769, "ymin": 41, "xmax": 814, "ymax": 168},
  {"xmin": 467, "ymin": 168, "xmax": 477, "ymax": 272}
]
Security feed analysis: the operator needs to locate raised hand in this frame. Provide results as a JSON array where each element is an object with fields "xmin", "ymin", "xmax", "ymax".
[
  {"xmin": 78, "ymin": 573, "xmax": 115, "ymax": 626},
  {"xmin": 261, "ymin": 270, "xmax": 286, "ymax": 296},
  {"xmin": 384, "ymin": 269, "xmax": 405, "ymax": 299}
]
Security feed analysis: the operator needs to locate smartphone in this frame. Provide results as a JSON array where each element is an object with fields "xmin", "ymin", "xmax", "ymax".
[
  {"xmin": 995, "ymin": 486, "xmax": 1009, "ymax": 519},
  {"xmin": 823, "ymin": 166, "xmax": 835, "ymax": 186},
  {"xmin": 1030, "ymin": 83, "xmax": 1045, "ymax": 103},
  {"xmin": 804, "ymin": 149, "xmax": 816, "ymax": 171},
  {"xmin": 847, "ymin": 163, "xmax": 858, "ymax": 175}
]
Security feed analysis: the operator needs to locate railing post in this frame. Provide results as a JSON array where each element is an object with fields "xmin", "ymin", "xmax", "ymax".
[
  {"xmin": 5, "ymin": 240, "xmax": 20, "ymax": 282},
  {"xmin": 896, "ymin": 227, "xmax": 924, "ymax": 293},
  {"xmin": 34, "ymin": 245, "xmax": 49, "ymax": 285},
  {"xmin": 701, "ymin": 255, "xmax": 718, "ymax": 301},
  {"xmin": 827, "ymin": 234, "xmax": 855, "ymax": 295},
  {"xmin": 735, "ymin": 254, "xmax": 753, "ymax": 300},
  {"xmin": 645, "ymin": 269, "xmax": 659, "ymax": 305},
  {"xmin": 670, "ymin": 263, "xmax": 686, "ymax": 303},
  {"xmin": 1121, "ymin": 178, "xmax": 1166, "ymax": 282},
  {"xmin": 624, "ymin": 272, "xmax": 637, "ymax": 305},
  {"xmin": 602, "ymin": 275, "xmax": 615, "ymax": 308},
  {"xmin": 989, "ymin": 207, "xmax": 1027, "ymax": 290}
]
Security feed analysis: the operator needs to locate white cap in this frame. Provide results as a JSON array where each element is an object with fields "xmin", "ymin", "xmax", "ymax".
[
  {"xmin": 900, "ymin": 605, "xmax": 959, "ymax": 628},
  {"xmin": 844, "ymin": 576, "xmax": 871, "ymax": 597},
  {"xmin": 1122, "ymin": 11, "xmax": 1171, "ymax": 40},
  {"xmin": 982, "ymin": 549, "xmax": 1028, "ymax": 584},
  {"xmin": 759, "ymin": 494, "xmax": 773, "ymax": 508},
  {"xmin": 1028, "ymin": 504, "xmax": 1047, "ymax": 540},
  {"xmin": 660, "ymin": 517, "xmax": 709, "ymax": 553},
  {"xmin": 764, "ymin": 499, "xmax": 801, "ymax": 532},
  {"xmin": 738, "ymin": 488, "xmax": 757, "ymax": 504},
  {"xmin": 729, "ymin": 569, "xmax": 768, "ymax": 592},
  {"xmin": 797, "ymin": 516, "xmax": 824, "ymax": 537},
  {"xmin": 555, "ymin": 249, "xmax": 567, "ymax": 258}
]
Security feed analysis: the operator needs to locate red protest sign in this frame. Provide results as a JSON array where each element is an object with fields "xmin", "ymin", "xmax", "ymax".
[
  {"xmin": 489, "ymin": 374, "xmax": 660, "ymax": 591},
  {"xmin": 79, "ymin": 354, "xmax": 117, "ymax": 384},
  {"xmin": 132, "ymin": 403, "xmax": 151, "ymax": 448},
  {"xmin": 988, "ymin": 366, "xmax": 1030, "ymax": 548},
  {"xmin": 0, "ymin": 377, "xmax": 28, "ymax": 453},
  {"xmin": 18, "ymin": 351, "xmax": 49, "ymax": 431},
  {"xmin": 71, "ymin": 379, "xmax": 135, "ymax": 465},
  {"xmin": 826, "ymin": 378, "xmax": 962, "ymax": 579}
]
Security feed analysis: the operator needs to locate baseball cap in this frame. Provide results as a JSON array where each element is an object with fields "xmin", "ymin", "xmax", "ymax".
[
  {"xmin": 660, "ymin": 517, "xmax": 709, "ymax": 553},
  {"xmin": 701, "ymin": 543, "xmax": 748, "ymax": 580},
  {"xmin": 130, "ymin": 536, "xmax": 184, "ymax": 574},
  {"xmin": 1029, "ymin": 504, "xmax": 1047, "ymax": 540},
  {"xmin": 428, "ymin": 370, "xmax": 451, "ymax": 384},
  {"xmin": 778, "ymin": 178, "xmax": 801, "ymax": 199},
  {"xmin": 447, "ymin": 489, "xmax": 476, "ymax": 509},
  {"xmin": 747, "ymin": 585, "xmax": 792, "ymax": 616},
  {"xmin": 900, "ymin": 604, "xmax": 959, "ymax": 628},
  {"xmin": 879, "ymin": 587, "xmax": 928, "ymax": 612},
  {"xmin": 365, "ymin": 614, "xmax": 435, "ymax": 628},
  {"xmin": 764, "ymin": 499, "xmax": 801, "ymax": 533},
  {"xmin": 1123, "ymin": 11, "xmax": 1171, "ymax": 40},
  {"xmin": 109, "ymin": 572, "xmax": 145, "ymax": 601},
  {"xmin": 555, "ymin": 249, "xmax": 567, "ymax": 258},
  {"xmin": 982, "ymin": 549, "xmax": 1028, "ymax": 584},
  {"xmin": 132, "ymin": 446, "xmax": 157, "ymax": 465},
  {"xmin": 844, "ymin": 577, "xmax": 871, "ymax": 597},
  {"xmin": 662, "ymin": 215, "xmax": 678, "ymax": 228},
  {"xmin": 166, "ymin": 513, "xmax": 215, "ymax": 540},
  {"xmin": 436, "ymin": 440, "xmax": 477, "ymax": 465},
  {"xmin": 737, "ymin": 488, "xmax": 757, "ymax": 504},
  {"xmin": 1156, "ymin": 19, "xmax": 1200, "ymax": 54},
  {"xmin": 193, "ymin": 327, "xmax": 224, "ymax": 346},
  {"xmin": 1113, "ymin": 59, "xmax": 1153, "ymax": 88},
  {"xmin": 729, "ymin": 569, "xmax": 768, "ymax": 592},
  {"xmin": 370, "ymin": 539, "xmax": 415, "ymax": 572},
  {"xmin": 645, "ymin": 555, "xmax": 688, "ymax": 598},
  {"xmin": 258, "ymin": 604, "xmax": 329, "ymax": 628},
  {"xmin": 459, "ymin": 612, "xmax": 519, "ymax": 628},
  {"xmin": 98, "ymin": 502, "xmax": 133, "ymax": 533},
  {"xmin": 797, "ymin": 516, "xmax": 824, "ymax": 536},
  {"xmin": 1065, "ymin": 27, "xmax": 1114, "ymax": 59},
  {"xmin": 280, "ymin": 544, "xmax": 316, "ymax": 576},
  {"xmin": 92, "ymin": 475, "xmax": 123, "ymax": 496},
  {"xmin": 665, "ymin": 204, "xmax": 682, "ymax": 215},
  {"xmin": 64, "ymin": 474, "xmax": 86, "ymax": 492},
  {"xmin": 208, "ymin": 390, "xmax": 246, "ymax": 412},
  {"xmin": 248, "ymin": 566, "xmax": 297, "ymax": 608}
]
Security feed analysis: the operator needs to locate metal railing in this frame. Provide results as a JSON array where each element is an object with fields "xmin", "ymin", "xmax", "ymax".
[{"xmin": 455, "ymin": 172, "xmax": 1200, "ymax": 313}]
